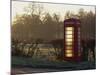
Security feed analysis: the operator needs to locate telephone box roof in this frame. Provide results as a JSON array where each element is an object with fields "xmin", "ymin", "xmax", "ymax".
[{"xmin": 64, "ymin": 18, "xmax": 81, "ymax": 26}]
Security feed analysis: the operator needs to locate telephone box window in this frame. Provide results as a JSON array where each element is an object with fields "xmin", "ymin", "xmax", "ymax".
[
  {"xmin": 66, "ymin": 42, "xmax": 73, "ymax": 45},
  {"xmin": 66, "ymin": 31, "xmax": 73, "ymax": 35},
  {"xmin": 65, "ymin": 53, "xmax": 73, "ymax": 57},
  {"xmin": 66, "ymin": 35, "xmax": 73, "ymax": 38},
  {"xmin": 66, "ymin": 46, "xmax": 72, "ymax": 50},
  {"xmin": 66, "ymin": 38, "xmax": 73, "ymax": 42},
  {"xmin": 66, "ymin": 27, "xmax": 73, "ymax": 31},
  {"xmin": 66, "ymin": 50, "xmax": 73, "ymax": 54}
]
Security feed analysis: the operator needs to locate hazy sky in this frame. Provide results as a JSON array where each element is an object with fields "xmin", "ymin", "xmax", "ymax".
[{"xmin": 12, "ymin": 1, "xmax": 95, "ymax": 21}]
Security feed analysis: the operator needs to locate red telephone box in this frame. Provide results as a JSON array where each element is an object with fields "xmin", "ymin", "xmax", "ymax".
[{"xmin": 64, "ymin": 18, "xmax": 81, "ymax": 61}]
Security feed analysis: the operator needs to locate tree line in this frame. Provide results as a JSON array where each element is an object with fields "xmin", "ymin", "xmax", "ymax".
[{"xmin": 12, "ymin": 3, "xmax": 95, "ymax": 42}]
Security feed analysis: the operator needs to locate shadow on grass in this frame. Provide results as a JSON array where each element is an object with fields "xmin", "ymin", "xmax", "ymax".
[{"xmin": 12, "ymin": 56, "xmax": 96, "ymax": 70}]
